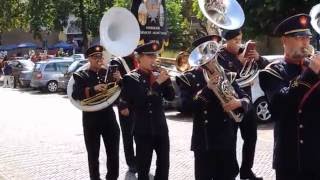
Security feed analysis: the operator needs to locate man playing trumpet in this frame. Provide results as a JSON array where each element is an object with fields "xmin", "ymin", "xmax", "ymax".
[{"xmin": 120, "ymin": 42, "xmax": 175, "ymax": 180}]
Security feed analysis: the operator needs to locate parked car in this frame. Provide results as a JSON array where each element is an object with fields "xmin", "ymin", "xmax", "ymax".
[
  {"xmin": 248, "ymin": 55, "xmax": 283, "ymax": 123},
  {"xmin": 59, "ymin": 59, "xmax": 88, "ymax": 91},
  {"xmin": 7, "ymin": 59, "xmax": 35, "ymax": 87},
  {"xmin": 30, "ymin": 59, "xmax": 73, "ymax": 92},
  {"xmin": 70, "ymin": 54, "xmax": 85, "ymax": 61}
]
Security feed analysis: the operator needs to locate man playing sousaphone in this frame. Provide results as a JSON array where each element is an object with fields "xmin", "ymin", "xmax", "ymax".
[
  {"xmin": 72, "ymin": 45, "xmax": 122, "ymax": 180},
  {"xmin": 182, "ymin": 35, "xmax": 251, "ymax": 180}
]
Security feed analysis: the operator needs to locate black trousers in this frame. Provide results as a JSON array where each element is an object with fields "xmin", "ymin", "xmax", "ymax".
[
  {"xmin": 234, "ymin": 109, "xmax": 258, "ymax": 175},
  {"xmin": 135, "ymin": 133, "xmax": 170, "ymax": 180},
  {"xmin": 83, "ymin": 108, "xmax": 120, "ymax": 180},
  {"xmin": 118, "ymin": 111, "xmax": 136, "ymax": 168},
  {"xmin": 194, "ymin": 149, "xmax": 238, "ymax": 180},
  {"xmin": 276, "ymin": 170, "xmax": 320, "ymax": 180}
]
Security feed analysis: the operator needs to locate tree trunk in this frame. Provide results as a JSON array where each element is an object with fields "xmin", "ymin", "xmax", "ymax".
[{"xmin": 79, "ymin": 0, "xmax": 88, "ymax": 51}]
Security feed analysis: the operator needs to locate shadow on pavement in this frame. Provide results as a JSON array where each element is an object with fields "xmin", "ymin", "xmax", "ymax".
[
  {"xmin": 123, "ymin": 172, "xmax": 154, "ymax": 180},
  {"xmin": 165, "ymin": 110, "xmax": 193, "ymax": 122},
  {"xmin": 257, "ymin": 122, "xmax": 274, "ymax": 130}
]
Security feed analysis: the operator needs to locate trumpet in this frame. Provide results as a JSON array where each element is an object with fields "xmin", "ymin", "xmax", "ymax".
[{"xmin": 152, "ymin": 63, "xmax": 191, "ymax": 86}]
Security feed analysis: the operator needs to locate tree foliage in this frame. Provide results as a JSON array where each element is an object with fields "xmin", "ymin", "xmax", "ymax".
[{"xmin": 1, "ymin": 0, "xmax": 319, "ymax": 49}]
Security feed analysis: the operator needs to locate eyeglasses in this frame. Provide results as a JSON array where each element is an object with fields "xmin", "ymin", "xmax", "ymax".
[{"xmin": 90, "ymin": 54, "xmax": 104, "ymax": 61}]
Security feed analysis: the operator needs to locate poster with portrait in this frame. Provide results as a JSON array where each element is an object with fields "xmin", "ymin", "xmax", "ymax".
[{"xmin": 131, "ymin": 0, "xmax": 168, "ymax": 47}]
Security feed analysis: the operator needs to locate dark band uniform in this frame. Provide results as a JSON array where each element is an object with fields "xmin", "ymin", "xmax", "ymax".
[
  {"xmin": 181, "ymin": 36, "xmax": 251, "ymax": 180},
  {"xmin": 110, "ymin": 55, "xmax": 137, "ymax": 172},
  {"xmin": 72, "ymin": 45, "xmax": 120, "ymax": 180},
  {"xmin": 272, "ymin": 69, "xmax": 320, "ymax": 180},
  {"xmin": 258, "ymin": 14, "xmax": 319, "ymax": 180},
  {"xmin": 120, "ymin": 42, "xmax": 175, "ymax": 180},
  {"xmin": 218, "ymin": 29, "xmax": 268, "ymax": 179}
]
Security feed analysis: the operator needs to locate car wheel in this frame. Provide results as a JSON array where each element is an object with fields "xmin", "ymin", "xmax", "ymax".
[
  {"xmin": 47, "ymin": 81, "xmax": 58, "ymax": 93},
  {"xmin": 254, "ymin": 96, "xmax": 272, "ymax": 123}
]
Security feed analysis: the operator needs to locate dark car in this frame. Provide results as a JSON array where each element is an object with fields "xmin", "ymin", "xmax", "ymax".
[
  {"xmin": 7, "ymin": 59, "xmax": 35, "ymax": 88},
  {"xmin": 58, "ymin": 59, "xmax": 88, "ymax": 91}
]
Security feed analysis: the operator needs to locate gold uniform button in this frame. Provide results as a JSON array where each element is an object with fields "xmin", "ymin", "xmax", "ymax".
[
  {"xmin": 204, "ymin": 110, "xmax": 207, "ymax": 114},
  {"xmin": 204, "ymin": 120, "xmax": 208, "ymax": 124},
  {"xmin": 299, "ymin": 124, "xmax": 304, "ymax": 128},
  {"xmin": 149, "ymin": 110, "xmax": 152, "ymax": 114},
  {"xmin": 298, "ymin": 109, "xmax": 302, "ymax": 114},
  {"xmin": 300, "ymin": 140, "xmax": 304, "ymax": 144}
]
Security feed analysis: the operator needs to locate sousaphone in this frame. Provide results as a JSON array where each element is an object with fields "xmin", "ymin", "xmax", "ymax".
[
  {"xmin": 310, "ymin": 3, "xmax": 320, "ymax": 34},
  {"xmin": 198, "ymin": 0, "xmax": 245, "ymax": 30},
  {"xmin": 67, "ymin": 7, "xmax": 140, "ymax": 112}
]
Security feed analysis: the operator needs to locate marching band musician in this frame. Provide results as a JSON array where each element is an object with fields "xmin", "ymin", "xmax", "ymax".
[
  {"xmin": 72, "ymin": 45, "xmax": 121, "ymax": 180},
  {"xmin": 120, "ymin": 42, "xmax": 175, "ymax": 180},
  {"xmin": 217, "ymin": 29, "xmax": 268, "ymax": 180},
  {"xmin": 259, "ymin": 14, "xmax": 320, "ymax": 180},
  {"xmin": 110, "ymin": 53, "xmax": 138, "ymax": 173},
  {"xmin": 183, "ymin": 35, "xmax": 251, "ymax": 180}
]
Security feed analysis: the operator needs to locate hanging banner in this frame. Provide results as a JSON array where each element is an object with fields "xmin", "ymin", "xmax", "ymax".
[{"xmin": 131, "ymin": 0, "xmax": 168, "ymax": 47}]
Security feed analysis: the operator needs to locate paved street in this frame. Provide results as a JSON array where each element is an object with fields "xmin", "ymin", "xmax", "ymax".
[{"xmin": 0, "ymin": 87, "xmax": 275, "ymax": 180}]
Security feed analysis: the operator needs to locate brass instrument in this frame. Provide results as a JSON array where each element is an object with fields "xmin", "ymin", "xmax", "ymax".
[
  {"xmin": 152, "ymin": 63, "xmax": 191, "ymax": 86},
  {"xmin": 310, "ymin": 3, "xmax": 320, "ymax": 34},
  {"xmin": 198, "ymin": 0, "xmax": 245, "ymax": 30},
  {"xmin": 189, "ymin": 40, "xmax": 243, "ymax": 122},
  {"xmin": 80, "ymin": 82, "xmax": 120, "ymax": 106},
  {"xmin": 67, "ymin": 7, "xmax": 140, "ymax": 112}
]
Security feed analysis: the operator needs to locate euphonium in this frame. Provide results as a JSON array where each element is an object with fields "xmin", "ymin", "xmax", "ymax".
[{"xmin": 189, "ymin": 40, "xmax": 243, "ymax": 122}]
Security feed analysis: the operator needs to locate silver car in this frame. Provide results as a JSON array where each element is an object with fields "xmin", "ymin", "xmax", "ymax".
[{"xmin": 30, "ymin": 59, "xmax": 73, "ymax": 92}]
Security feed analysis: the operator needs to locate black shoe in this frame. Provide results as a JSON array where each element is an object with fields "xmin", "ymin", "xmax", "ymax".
[
  {"xmin": 240, "ymin": 171, "xmax": 263, "ymax": 180},
  {"xmin": 128, "ymin": 166, "xmax": 137, "ymax": 173}
]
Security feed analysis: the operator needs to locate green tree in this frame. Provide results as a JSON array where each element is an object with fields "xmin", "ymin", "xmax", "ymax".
[
  {"xmin": 166, "ymin": 0, "xmax": 191, "ymax": 50},
  {"xmin": 0, "ymin": 0, "xmax": 28, "ymax": 45}
]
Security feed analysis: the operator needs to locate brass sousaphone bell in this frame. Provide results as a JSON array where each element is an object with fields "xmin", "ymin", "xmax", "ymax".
[
  {"xmin": 67, "ymin": 7, "xmax": 140, "ymax": 112},
  {"xmin": 198, "ymin": 0, "xmax": 245, "ymax": 30}
]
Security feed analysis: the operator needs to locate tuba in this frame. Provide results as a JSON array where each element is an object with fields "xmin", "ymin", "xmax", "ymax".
[{"xmin": 67, "ymin": 7, "xmax": 140, "ymax": 112}]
